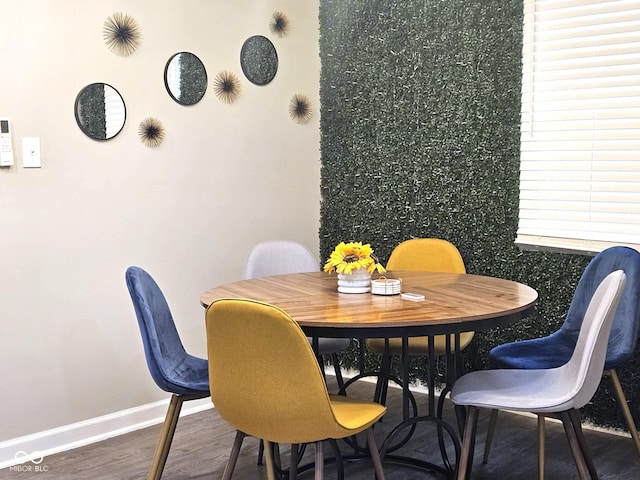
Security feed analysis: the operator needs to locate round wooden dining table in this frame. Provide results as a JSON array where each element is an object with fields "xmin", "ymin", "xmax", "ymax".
[
  {"xmin": 200, "ymin": 270, "xmax": 538, "ymax": 339},
  {"xmin": 200, "ymin": 270, "xmax": 538, "ymax": 478}
]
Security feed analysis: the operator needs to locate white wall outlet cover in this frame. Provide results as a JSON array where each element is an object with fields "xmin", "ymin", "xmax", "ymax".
[{"xmin": 22, "ymin": 137, "xmax": 41, "ymax": 168}]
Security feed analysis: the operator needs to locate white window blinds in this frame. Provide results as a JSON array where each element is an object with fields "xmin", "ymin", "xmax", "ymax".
[
  {"xmin": 516, "ymin": 0, "xmax": 640, "ymax": 253},
  {"xmin": 104, "ymin": 85, "xmax": 125, "ymax": 139}
]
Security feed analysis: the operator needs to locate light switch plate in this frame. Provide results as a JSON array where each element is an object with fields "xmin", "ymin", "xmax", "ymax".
[{"xmin": 22, "ymin": 137, "xmax": 41, "ymax": 168}]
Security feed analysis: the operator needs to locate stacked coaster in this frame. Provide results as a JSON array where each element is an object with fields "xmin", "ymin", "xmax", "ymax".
[{"xmin": 371, "ymin": 278, "xmax": 402, "ymax": 296}]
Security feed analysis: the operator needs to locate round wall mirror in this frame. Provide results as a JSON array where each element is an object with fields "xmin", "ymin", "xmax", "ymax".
[
  {"xmin": 164, "ymin": 52, "xmax": 208, "ymax": 105},
  {"xmin": 240, "ymin": 35, "xmax": 278, "ymax": 85},
  {"xmin": 74, "ymin": 83, "xmax": 126, "ymax": 141}
]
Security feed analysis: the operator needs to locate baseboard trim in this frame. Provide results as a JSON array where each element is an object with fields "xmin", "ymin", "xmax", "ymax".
[{"xmin": 0, "ymin": 397, "xmax": 212, "ymax": 470}]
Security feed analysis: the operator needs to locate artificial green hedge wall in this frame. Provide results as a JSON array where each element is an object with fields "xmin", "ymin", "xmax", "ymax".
[
  {"xmin": 318, "ymin": 0, "xmax": 640, "ymax": 432},
  {"xmin": 76, "ymin": 83, "xmax": 106, "ymax": 140}
]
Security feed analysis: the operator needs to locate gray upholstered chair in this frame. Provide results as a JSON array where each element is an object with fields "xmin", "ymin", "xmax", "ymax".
[
  {"xmin": 483, "ymin": 246, "xmax": 640, "ymax": 476},
  {"xmin": 453, "ymin": 270, "xmax": 627, "ymax": 480}
]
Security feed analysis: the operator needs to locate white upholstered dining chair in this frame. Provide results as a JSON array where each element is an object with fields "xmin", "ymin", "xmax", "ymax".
[{"xmin": 451, "ymin": 270, "xmax": 627, "ymax": 480}]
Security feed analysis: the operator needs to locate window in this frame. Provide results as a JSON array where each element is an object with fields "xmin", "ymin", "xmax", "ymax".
[
  {"xmin": 104, "ymin": 85, "xmax": 126, "ymax": 140},
  {"xmin": 516, "ymin": 0, "xmax": 640, "ymax": 253}
]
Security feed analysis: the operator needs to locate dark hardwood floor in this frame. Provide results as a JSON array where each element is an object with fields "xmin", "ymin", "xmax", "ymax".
[{"xmin": 3, "ymin": 377, "xmax": 639, "ymax": 479}]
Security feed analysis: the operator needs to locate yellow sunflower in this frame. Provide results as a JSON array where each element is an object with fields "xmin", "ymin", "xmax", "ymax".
[{"xmin": 323, "ymin": 241, "xmax": 386, "ymax": 275}]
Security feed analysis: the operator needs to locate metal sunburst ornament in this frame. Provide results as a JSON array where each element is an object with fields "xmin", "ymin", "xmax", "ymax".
[
  {"xmin": 138, "ymin": 118, "xmax": 165, "ymax": 148},
  {"xmin": 270, "ymin": 11, "xmax": 290, "ymax": 37},
  {"xmin": 103, "ymin": 12, "xmax": 141, "ymax": 57},
  {"xmin": 213, "ymin": 71, "xmax": 242, "ymax": 104},
  {"xmin": 289, "ymin": 94, "xmax": 313, "ymax": 124}
]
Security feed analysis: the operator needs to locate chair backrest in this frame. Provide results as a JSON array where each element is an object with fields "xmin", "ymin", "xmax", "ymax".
[
  {"xmin": 125, "ymin": 266, "xmax": 192, "ymax": 394},
  {"xmin": 560, "ymin": 246, "xmax": 640, "ymax": 368},
  {"xmin": 206, "ymin": 298, "xmax": 341, "ymax": 444},
  {"xmin": 386, "ymin": 238, "xmax": 466, "ymax": 273},
  {"xmin": 555, "ymin": 270, "xmax": 626, "ymax": 411},
  {"xmin": 243, "ymin": 240, "xmax": 319, "ymax": 279}
]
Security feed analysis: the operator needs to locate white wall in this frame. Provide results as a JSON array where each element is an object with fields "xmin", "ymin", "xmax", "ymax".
[{"xmin": 0, "ymin": 0, "xmax": 320, "ymax": 451}]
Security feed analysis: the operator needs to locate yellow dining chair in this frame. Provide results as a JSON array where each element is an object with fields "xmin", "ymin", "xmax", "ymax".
[
  {"xmin": 243, "ymin": 240, "xmax": 350, "ymax": 388},
  {"xmin": 206, "ymin": 298, "xmax": 387, "ymax": 480},
  {"xmin": 365, "ymin": 238, "xmax": 474, "ymax": 407}
]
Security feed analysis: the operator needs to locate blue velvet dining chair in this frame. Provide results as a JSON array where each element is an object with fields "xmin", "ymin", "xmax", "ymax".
[
  {"xmin": 125, "ymin": 266, "xmax": 210, "ymax": 480},
  {"xmin": 483, "ymin": 246, "xmax": 640, "ymax": 476}
]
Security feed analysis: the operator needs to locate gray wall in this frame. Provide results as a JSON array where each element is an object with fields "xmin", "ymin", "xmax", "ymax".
[{"xmin": 0, "ymin": 0, "xmax": 320, "ymax": 459}]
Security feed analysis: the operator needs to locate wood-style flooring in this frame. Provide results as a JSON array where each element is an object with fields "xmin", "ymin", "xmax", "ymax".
[{"xmin": 3, "ymin": 377, "xmax": 639, "ymax": 479}]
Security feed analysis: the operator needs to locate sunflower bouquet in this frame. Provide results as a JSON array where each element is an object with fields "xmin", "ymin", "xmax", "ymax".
[{"xmin": 323, "ymin": 241, "xmax": 386, "ymax": 275}]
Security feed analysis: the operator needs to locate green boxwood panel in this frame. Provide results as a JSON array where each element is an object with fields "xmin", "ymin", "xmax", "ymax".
[{"xmin": 319, "ymin": 0, "xmax": 640, "ymax": 431}]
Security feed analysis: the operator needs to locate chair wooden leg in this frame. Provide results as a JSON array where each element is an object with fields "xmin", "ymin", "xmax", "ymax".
[
  {"xmin": 366, "ymin": 427, "xmax": 386, "ymax": 480},
  {"xmin": 222, "ymin": 431, "xmax": 246, "ymax": 480},
  {"xmin": 314, "ymin": 441, "xmax": 325, "ymax": 480},
  {"xmin": 559, "ymin": 410, "xmax": 598, "ymax": 480},
  {"xmin": 147, "ymin": 394, "xmax": 184, "ymax": 480},
  {"xmin": 537, "ymin": 414, "xmax": 546, "ymax": 480},
  {"xmin": 264, "ymin": 441, "xmax": 277, "ymax": 480},
  {"xmin": 258, "ymin": 439, "xmax": 281, "ymax": 468},
  {"xmin": 457, "ymin": 406, "xmax": 479, "ymax": 480},
  {"xmin": 483, "ymin": 409, "xmax": 499, "ymax": 463},
  {"xmin": 608, "ymin": 369, "xmax": 640, "ymax": 459}
]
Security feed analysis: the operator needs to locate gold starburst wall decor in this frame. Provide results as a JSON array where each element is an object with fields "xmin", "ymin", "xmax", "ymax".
[
  {"xmin": 213, "ymin": 71, "xmax": 242, "ymax": 104},
  {"xmin": 138, "ymin": 118, "xmax": 165, "ymax": 148},
  {"xmin": 289, "ymin": 94, "xmax": 313, "ymax": 124},
  {"xmin": 103, "ymin": 12, "xmax": 141, "ymax": 57},
  {"xmin": 270, "ymin": 11, "xmax": 290, "ymax": 37}
]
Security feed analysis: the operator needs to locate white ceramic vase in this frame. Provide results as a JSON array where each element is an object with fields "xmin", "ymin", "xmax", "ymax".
[{"xmin": 337, "ymin": 268, "xmax": 372, "ymax": 293}]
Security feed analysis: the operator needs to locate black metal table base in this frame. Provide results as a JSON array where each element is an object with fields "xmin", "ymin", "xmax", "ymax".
[
  {"xmin": 334, "ymin": 335, "xmax": 465, "ymax": 479},
  {"xmin": 267, "ymin": 412, "xmax": 461, "ymax": 479},
  {"xmin": 277, "ymin": 334, "xmax": 466, "ymax": 479}
]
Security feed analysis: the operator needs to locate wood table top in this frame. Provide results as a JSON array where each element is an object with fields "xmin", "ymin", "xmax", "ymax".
[{"xmin": 200, "ymin": 271, "xmax": 538, "ymax": 338}]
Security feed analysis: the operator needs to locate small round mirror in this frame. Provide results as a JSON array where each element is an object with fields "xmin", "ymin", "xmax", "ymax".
[
  {"xmin": 74, "ymin": 83, "xmax": 126, "ymax": 141},
  {"xmin": 164, "ymin": 52, "xmax": 208, "ymax": 105},
  {"xmin": 240, "ymin": 35, "xmax": 278, "ymax": 86}
]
